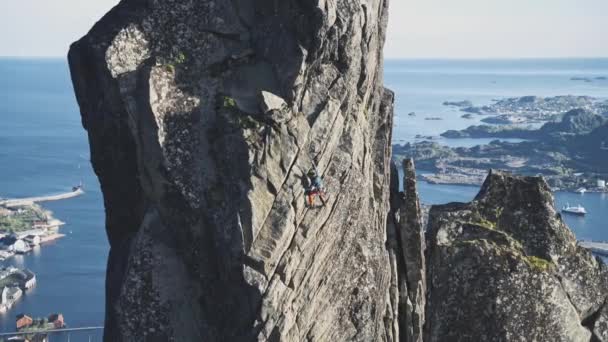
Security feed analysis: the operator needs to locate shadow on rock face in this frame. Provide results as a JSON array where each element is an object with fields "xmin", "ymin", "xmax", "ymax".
[
  {"xmin": 224, "ymin": 62, "xmax": 281, "ymax": 115},
  {"xmin": 69, "ymin": 0, "xmax": 395, "ymax": 340}
]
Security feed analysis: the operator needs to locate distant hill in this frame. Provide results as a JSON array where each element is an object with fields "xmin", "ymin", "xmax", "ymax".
[
  {"xmin": 540, "ymin": 108, "xmax": 606, "ymax": 137},
  {"xmin": 441, "ymin": 108, "xmax": 606, "ymax": 140},
  {"xmin": 566, "ymin": 122, "xmax": 608, "ymax": 172}
]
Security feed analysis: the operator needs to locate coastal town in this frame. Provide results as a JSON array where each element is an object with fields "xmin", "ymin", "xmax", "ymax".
[
  {"xmin": 0, "ymin": 186, "xmax": 82, "ymax": 339},
  {"xmin": 0, "ymin": 203, "xmax": 67, "ymax": 261}
]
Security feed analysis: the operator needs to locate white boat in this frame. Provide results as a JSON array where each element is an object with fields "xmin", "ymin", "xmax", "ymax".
[
  {"xmin": 575, "ymin": 187, "xmax": 587, "ymax": 194},
  {"xmin": 562, "ymin": 204, "xmax": 587, "ymax": 216}
]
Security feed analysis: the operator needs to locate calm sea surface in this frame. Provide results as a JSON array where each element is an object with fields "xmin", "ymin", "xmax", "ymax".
[
  {"xmin": 0, "ymin": 58, "xmax": 105, "ymax": 340},
  {"xmin": 386, "ymin": 58, "xmax": 608, "ymax": 146},
  {"xmin": 0, "ymin": 58, "xmax": 606, "ymax": 337}
]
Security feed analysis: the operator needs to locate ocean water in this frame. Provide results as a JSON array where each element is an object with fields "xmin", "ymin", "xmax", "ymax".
[
  {"xmin": 385, "ymin": 58, "xmax": 608, "ymax": 146},
  {"xmin": 0, "ymin": 58, "xmax": 105, "ymax": 340},
  {"xmin": 416, "ymin": 181, "xmax": 608, "ymax": 243},
  {"xmin": 0, "ymin": 57, "xmax": 606, "ymax": 337}
]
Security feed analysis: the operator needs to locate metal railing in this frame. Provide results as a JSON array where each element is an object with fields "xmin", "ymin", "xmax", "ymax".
[{"xmin": 0, "ymin": 326, "xmax": 103, "ymax": 336}]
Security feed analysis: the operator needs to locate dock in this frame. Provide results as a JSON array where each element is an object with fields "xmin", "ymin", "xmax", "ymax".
[
  {"xmin": 0, "ymin": 188, "xmax": 84, "ymax": 208},
  {"xmin": 578, "ymin": 241, "xmax": 608, "ymax": 257}
]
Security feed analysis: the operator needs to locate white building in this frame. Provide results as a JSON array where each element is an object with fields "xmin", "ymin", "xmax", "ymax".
[
  {"xmin": 6, "ymin": 287, "xmax": 21, "ymax": 301},
  {"xmin": 12, "ymin": 239, "xmax": 30, "ymax": 254},
  {"xmin": 598, "ymin": 180, "xmax": 606, "ymax": 189},
  {"xmin": 1, "ymin": 286, "xmax": 8, "ymax": 305},
  {"xmin": 0, "ymin": 286, "xmax": 22, "ymax": 313},
  {"xmin": 23, "ymin": 270, "xmax": 36, "ymax": 290}
]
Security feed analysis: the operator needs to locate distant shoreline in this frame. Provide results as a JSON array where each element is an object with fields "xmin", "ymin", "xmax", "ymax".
[
  {"xmin": 384, "ymin": 57, "xmax": 608, "ymax": 61},
  {"xmin": 419, "ymin": 176, "xmax": 608, "ymax": 194},
  {"xmin": 2, "ymin": 56, "xmax": 608, "ymax": 62}
]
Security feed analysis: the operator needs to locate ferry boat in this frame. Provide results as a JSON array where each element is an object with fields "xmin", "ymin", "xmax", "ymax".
[
  {"xmin": 575, "ymin": 187, "xmax": 587, "ymax": 194},
  {"xmin": 562, "ymin": 204, "xmax": 587, "ymax": 216}
]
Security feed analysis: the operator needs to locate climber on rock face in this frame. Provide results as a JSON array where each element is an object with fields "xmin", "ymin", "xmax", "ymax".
[{"xmin": 305, "ymin": 166, "xmax": 326, "ymax": 208}]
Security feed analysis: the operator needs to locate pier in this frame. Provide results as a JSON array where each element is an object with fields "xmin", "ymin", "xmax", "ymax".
[
  {"xmin": 579, "ymin": 241, "xmax": 608, "ymax": 257},
  {"xmin": 0, "ymin": 188, "xmax": 84, "ymax": 208}
]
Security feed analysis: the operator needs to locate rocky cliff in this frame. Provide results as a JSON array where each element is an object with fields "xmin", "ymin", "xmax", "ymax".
[
  {"xmin": 425, "ymin": 170, "xmax": 608, "ymax": 341},
  {"xmin": 69, "ymin": 0, "xmax": 396, "ymax": 341},
  {"xmin": 68, "ymin": 1, "xmax": 608, "ymax": 341},
  {"xmin": 387, "ymin": 159, "xmax": 426, "ymax": 342}
]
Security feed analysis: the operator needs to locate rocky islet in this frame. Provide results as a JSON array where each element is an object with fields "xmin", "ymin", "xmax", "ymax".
[{"xmin": 453, "ymin": 95, "xmax": 607, "ymax": 125}]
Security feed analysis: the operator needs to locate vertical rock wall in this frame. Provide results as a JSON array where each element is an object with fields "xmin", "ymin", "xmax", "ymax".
[
  {"xmin": 67, "ymin": 1, "xmax": 608, "ymax": 340},
  {"xmin": 387, "ymin": 159, "xmax": 426, "ymax": 342},
  {"xmin": 399, "ymin": 159, "xmax": 426, "ymax": 342},
  {"xmin": 68, "ymin": 0, "xmax": 396, "ymax": 341}
]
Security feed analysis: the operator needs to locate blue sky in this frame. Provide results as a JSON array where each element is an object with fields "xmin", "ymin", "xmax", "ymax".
[
  {"xmin": 0, "ymin": 0, "xmax": 606, "ymax": 58},
  {"xmin": 387, "ymin": 0, "xmax": 608, "ymax": 58}
]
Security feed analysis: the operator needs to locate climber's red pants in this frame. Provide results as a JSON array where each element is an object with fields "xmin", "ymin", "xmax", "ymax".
[{"xmin": 307, "ymin": 188, "xmax": 326, "ymax": 207}]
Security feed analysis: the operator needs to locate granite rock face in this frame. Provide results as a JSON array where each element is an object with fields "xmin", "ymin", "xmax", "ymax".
[
  {"xmin": 389, "ymin": 159, "xmax": 426, "ymax": 342},
  {"xmin": 67, "ymin": 0, "xmax": 608, "ymax": 340},
  {"xmin": 68, "ymin": 0, "xmax": 395, "ymax": 341},
  {"xmin": 386, "ymin": 158, "xmax": 429, "ymax": 342},
  {"xmin": 425, "ymin": 170, "xmax": 608, "ymax": 342}
]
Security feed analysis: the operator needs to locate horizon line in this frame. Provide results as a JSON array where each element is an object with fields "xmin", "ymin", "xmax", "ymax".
[
  {"xmin": 384, "ymin": 56, "xmax": 608, "ymax": 61},
  {"xmin": 1, "ymin": 55, "xmax": 608, "ymax": 61}
]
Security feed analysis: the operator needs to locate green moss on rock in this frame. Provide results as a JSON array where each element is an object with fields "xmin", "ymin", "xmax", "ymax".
[
  {"xmin": 525, "ymin": 256, "xmax": 554, "ymax": 272},
  {"xmin": 222, "ymin": 96, "xmax": 237, "ymax": 109}
]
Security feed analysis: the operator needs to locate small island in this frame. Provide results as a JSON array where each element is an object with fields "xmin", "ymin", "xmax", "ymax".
[
  {"xmin": 569, "ymin": 76, "xmax": 607, "ymax": 82},
  {"xmin": 443, "ymin": 100, "xmax": 473, "ymax": 107},
  {"xmin": 394, "ymin": 105, "xmax": 608, "ymax": 191},
  {"xmin": 570, "ymin": 76, "xmax": 593, "ymax": 83},
  {"xmin": 394, "ymin": 138, "xmax": 608, "ymax": 191},
  {"xmin": 444, "ymin": 95, "xmax": 608, "ymax": 125},
  {"xmin": 442, "ymin": 108, "xmax": 606, "ymax": 139},
  {"xmin": 399, "ymin": 100, "xmax": 608, "ymax": 191}
]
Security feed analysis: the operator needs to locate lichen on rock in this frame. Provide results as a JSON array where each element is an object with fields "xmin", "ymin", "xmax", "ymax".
[{"xmin": 424, "ymin": 170, "xmax": 608, "ymax": 342}]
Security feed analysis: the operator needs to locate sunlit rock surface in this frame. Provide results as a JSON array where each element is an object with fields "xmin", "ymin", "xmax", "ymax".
[
  {"xmin": 68, "ymin": 0, "xmax": 395, "ymax": 341},
  {"xmin": 425, "ymin": 170, "xmax": 608, "ymax": 342}
]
